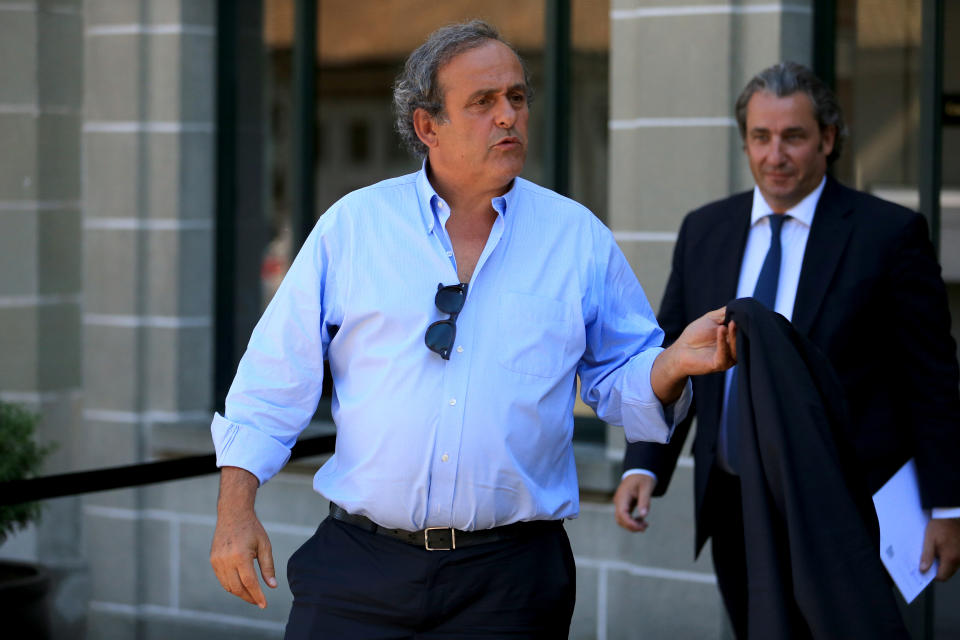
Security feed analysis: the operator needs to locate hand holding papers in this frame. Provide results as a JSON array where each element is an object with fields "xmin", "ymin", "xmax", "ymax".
[{"xmin": 872, "ymin": 459, "xmax": 937, "ymax": 603}]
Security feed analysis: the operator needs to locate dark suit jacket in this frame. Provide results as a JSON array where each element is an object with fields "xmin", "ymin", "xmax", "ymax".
[
  {"xmin": 727, "ymin": 299, "xmax": 907, "ymax": 639},
  {"xmin": 623, "ymin": 176, "xmax": 960, "ymax": 553}
]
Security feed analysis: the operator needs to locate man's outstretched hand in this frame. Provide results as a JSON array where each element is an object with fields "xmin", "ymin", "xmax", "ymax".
[{"xmin": 651, "ymin": 307, "xmax": 737, "ymax": 405}]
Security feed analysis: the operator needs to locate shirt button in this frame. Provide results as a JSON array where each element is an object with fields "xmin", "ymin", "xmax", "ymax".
[
  {"xmin": 446, "ymin": 251, "xmax": 453, "ymax": 257},
  {"xmin": 449, "ymin": 398, "xmax": 456, "ymax": 406},
  {"xmin": 456, "ymin": 346, "xmax": 463, "ymax": 353},
  {"xmin": 441, "ymin": 454, "xmax": 449, "ymax": 462}
]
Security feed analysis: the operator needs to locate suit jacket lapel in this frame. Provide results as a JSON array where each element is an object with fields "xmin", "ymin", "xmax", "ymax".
[
  {"xmin": 708, "ymin": 192, "xmax": 752, "ymax": 309},
  {"xmin": 792, "ymin": 177, "xmax": 855, "ymax": 336}
]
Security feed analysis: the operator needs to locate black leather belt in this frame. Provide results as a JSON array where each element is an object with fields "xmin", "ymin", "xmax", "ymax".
[{"xmin": 328, "ymin": 502, "xmax": 559, "ymax": 551}]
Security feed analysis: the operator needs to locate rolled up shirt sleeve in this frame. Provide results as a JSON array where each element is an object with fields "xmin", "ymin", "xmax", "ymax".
[
  {"xmin": 210, "ymin": 215, "xmax": 340, "ymax": 485},
  {"xmin": 578, "ymin": 220, "xmax": 692, "ymax": 444}
]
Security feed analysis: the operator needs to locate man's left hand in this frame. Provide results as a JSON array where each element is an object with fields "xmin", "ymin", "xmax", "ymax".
[
  {"xmin": 920, "ymin": 517, "xmax": 960, "ymax": 581},
  {"xmin": 651, "ymin": 307, "xmax": 737, "ymax": 405}
]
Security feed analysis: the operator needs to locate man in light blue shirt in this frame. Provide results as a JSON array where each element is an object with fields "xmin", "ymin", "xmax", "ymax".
[{"xmin": 210, "ymin": 20, "xmax": 736, "ymax": 639}]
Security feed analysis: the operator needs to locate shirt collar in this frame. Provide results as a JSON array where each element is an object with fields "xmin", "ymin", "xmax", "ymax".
[
  {"xmin": 415, "ymin": 159, "xmax": 519, "ymax": 234},
  {"xmin": 750, "ymin": 176, "xmax": 826, "ymax": 228}
]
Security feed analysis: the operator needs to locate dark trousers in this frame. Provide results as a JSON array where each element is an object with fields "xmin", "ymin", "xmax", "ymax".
[
  {"xmin": 284, "ymin": 516, "xmax": 576, "ymax": 639},
  {"xmin": 709, "ymin": 469, "xmax": 749, "ymax": 640}
]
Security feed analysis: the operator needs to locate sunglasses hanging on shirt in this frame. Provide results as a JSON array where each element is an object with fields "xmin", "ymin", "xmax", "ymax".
[{"xmin": 425, "ymin": 282, "xmax": 468, "ymax": 360}]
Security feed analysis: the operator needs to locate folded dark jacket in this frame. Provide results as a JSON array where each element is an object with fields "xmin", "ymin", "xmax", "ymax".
[{"xmin": 727, "ymin": 298, "xmax": 908, "ymax": 639}]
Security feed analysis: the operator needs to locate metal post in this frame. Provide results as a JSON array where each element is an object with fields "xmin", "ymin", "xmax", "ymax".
[
  {"xmin": 919, "ymin": 0, "xmax": 943, "ymax": 256},
  {"xmin": 292, "ymin": 0, "xmax": 318, "ymax": 250},
  {"xmin": 214, "ymin": 0, "xmax": 237, "ymax": 413},
  {"xmin": 544, "ymin": 0, "xmax": 571, "ymax": 196}
]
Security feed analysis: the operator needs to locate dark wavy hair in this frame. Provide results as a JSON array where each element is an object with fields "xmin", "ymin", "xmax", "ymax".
[
  {"xmin": 392, "ymin": 20, "xmax": 533, "ymax": 158},
  {"xmin": 734, "ymin": 61, "xmax": 848, "ymax": 164}
]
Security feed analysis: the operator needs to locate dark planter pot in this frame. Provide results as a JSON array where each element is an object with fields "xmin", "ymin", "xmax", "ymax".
[{"xmin": 0, "ymin": 559, "xmax": 52, "ymax": 639}]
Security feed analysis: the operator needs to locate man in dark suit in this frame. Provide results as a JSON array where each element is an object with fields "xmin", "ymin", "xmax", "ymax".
[{"xmin": 614, "ymin": 62, "xmax": 960, "ymax": 637}]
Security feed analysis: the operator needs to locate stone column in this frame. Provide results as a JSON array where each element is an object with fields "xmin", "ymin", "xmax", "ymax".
[{"xmin": 82, "ymin": 1, "xmax": 215, "ymax": 636}]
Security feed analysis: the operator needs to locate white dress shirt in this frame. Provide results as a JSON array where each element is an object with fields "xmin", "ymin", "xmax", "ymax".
[{"xmin": 213, "ymin": 166, "xmax": 692, "ymax": 531}]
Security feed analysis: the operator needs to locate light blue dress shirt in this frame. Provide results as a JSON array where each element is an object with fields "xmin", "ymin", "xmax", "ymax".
[{"xmin": 212, "ymin": 166, "xmax": 691, "ymax": 531}]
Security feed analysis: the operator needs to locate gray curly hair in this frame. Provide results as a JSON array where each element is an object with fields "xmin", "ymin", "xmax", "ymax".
[
  {"xmin": 393, "ymin": 20, "xmax": 534, "ymax": 158},
  {"xmin": 735, "ymin": 61, "xmax": 848, "ymax": 164}
]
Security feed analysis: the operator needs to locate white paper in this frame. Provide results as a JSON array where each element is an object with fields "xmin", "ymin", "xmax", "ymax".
[{"xmin": 872, "ymin": 459, "xmax": 937, "ymax": 603}]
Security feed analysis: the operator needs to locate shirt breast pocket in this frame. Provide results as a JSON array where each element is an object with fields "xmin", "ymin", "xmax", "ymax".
[{"xmin": 497, "ymin": 292, "xmax": 576, "ymax": 378}]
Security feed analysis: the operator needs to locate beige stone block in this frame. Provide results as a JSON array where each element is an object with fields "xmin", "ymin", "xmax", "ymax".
[
  {"xmin": 145, "ymin": 33, "xmax": 183, "ymax": 123},
  {"xmin": 177, "ymin": 132, "xmax": 215, "ymax": 220},
  {"xmin": 84, "ymin": 324, "xmax": 139, "ymax": 411},
  {"xmin": 84, "ymin": 131, "xmax": 139, "ymax": 218},
  {"xmin": 0, "ymin": 9, "xmax": 37, "ymax": 104},
  {"xmin": 608, "ymin": 125, "xmax": 744, "ymax": 231},
  {"xmin": 0, "ymin": 114, "xmax": 38, "ymax": 200},
  {"xmin": 571, "ymin": 564, "xmax": 599, "ymax": 640},
  {"xmin": 85, "ymin": 33, "xmax": 142, "ymax": 122},
  {"xmin": 84, "ymin": 511, "xmax": 172, "ymax": 606},
  {"xmin": 85, "ymin": 0, "xmax": 140, "ymax": 27},
  {"xmin": 176, "ymin": 229, "xmax": 214, "ymax": 315},
  {"xmin": 179, "ymin": 33, "xmax": 216, "ymax": 123},
  {"xmin": 611, "ymin": 13, "xmax": 734, "ymax": 120},
  {"xmin": 84, "ymin": 228, "xmax": 138, "ymax": 315},
  {"xmin": 142, "ymin": 326, "xmax": 211, "ymax": 411}
]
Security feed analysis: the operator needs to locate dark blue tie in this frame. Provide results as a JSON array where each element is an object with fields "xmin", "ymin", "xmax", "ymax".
[{"xmin": 719, "ymin": 213, "xmax": 787, "ymax": 473}]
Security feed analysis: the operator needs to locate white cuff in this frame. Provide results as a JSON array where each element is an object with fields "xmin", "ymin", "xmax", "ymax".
[
  {"xmin": 621, "ymin": 468, "xmax": 658, "ymax": 486},
  {"xmin": 931, "ymin": 507, "xmax": 960, "ymax": 519}
]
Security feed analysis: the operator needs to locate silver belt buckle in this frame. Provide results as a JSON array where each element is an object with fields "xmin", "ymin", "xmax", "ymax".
[{"xmin": 424, "ymin": 526, "xmax": 456, "ymax": 551}]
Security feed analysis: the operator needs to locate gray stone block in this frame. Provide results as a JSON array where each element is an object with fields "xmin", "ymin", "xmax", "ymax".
[
  {"xmin": 146, "ymin": 0, "xmax": 216, "ymax": 27},
  {"xmin": 84, "ymin": 511, "xmax": 172, "ymax": 606},
  {"xmin": 85, "ymin": 34, "xmax": 141, "ymax": 122},
  {"xmin": 0, "ymin": 8, "xmax": 37, "ymax": 104},
  {"xmin": 0, "ymin": 113, "xmax": 37, "ymax": 200},
  {"xmin": 85, "ymin": 0, "xmax": 140, "ymax": 27},
  {"xmin": 38, "ymin": 207, "xmax": 82, "ymax": 295},
  {"xmin": 37, "ymin": 113, "xmax": 81, "ymax": 200},
  {"xmin": 144, "ymin": 616, "xmax": 283, "ymax": 640},
  {"xmin": 0, "ymin": 208, "xmax": 38, "ymax": 297},
  {"xmin": 178, "ymin": 229, "xmax": 214, "ymax": 315},
  {"xmin": 617, "ymin": 239, "xmax": 675, "ymax": 316},
  {"xmin": 87, "ymin": 607, "xmax": 138, "ymax": 640},
  {"xmin": 84, "ymin": 131, "xmax": 139, "ymax": 219},
  {"xmin": 0, "ymin": 306, "xmax": 38, "ymax": 390},
  {"xmin": 611, "ymin": 13, "xmax": 733, "ymax": 120},
  {"xmin": 179, "ymin": 33, "xmax": 216, "ymax": 122},
  {"xmin": 84, "ymin": 228, "xmax": 138, "ymax": 315},
  {"xmin": 79, "ymin": 419, "xmax": 140, "ymax": 470},
  {"xmin": 37, "ymin": 10, "xmax": 83, "ymax": 108},
  {"xmin": 141, "ymin": 325, "xmax": 212, "ymax": 411},
  {"xmin": 605, "ymin": 569, "xmax": 723, "ymax": 639},
  {"xmin": 177, "ymin": 131, "xmax": 215, "ymax": 220},
  {"xmin": 38, "ymin": 301, "xmax": 81, "ymax": 389},
  {"xmin": 83, "ymin": 324, "xmax": 140, "ymax": 411},
  {"xmin": 175, "ymin": 327, "xmax": 212, "ymax": 408}
]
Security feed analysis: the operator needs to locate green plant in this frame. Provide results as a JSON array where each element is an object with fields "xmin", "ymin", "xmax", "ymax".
[{"xmin": 0, "ymin": 401, "xmax": 53, "ymax": 545}]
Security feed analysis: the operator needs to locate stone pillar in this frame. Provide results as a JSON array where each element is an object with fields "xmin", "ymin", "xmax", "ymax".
[
  {"xmin": 0, "ymin": 1, "xmax": 87, "ymax": 637},
  {"xmin": 601, "ymin": 1, "xmax": 813, "ymax": 636},
  {"xmin": 82, "ymin": 1, "xmax": 215, "ymax": 636}
]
